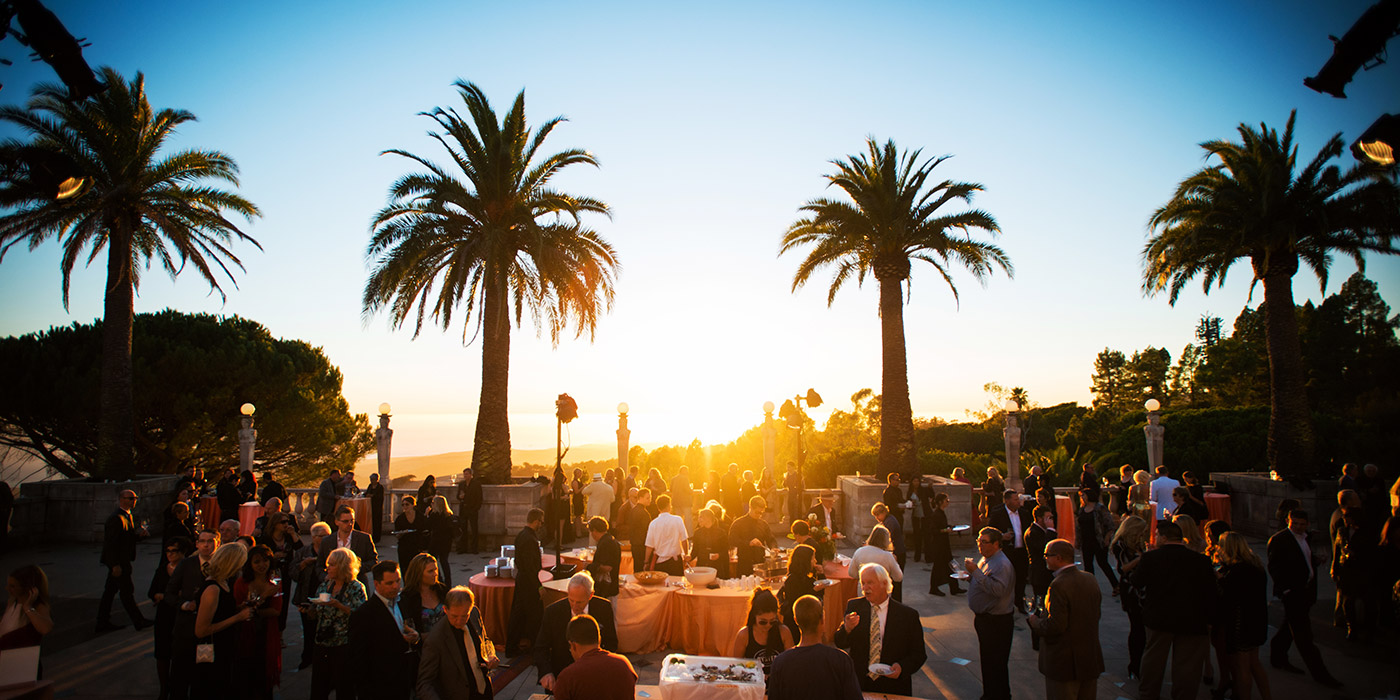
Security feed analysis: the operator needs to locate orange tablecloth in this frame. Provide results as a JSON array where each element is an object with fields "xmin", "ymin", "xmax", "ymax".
[
  {"xmin": 237, "ymin": 503, "xmax": 264, "ymax": 536},
  {"xmin": 198, "ymin": 496, "xmax": 220, "ymax": 531},
  {"xmin": 337, "ymin": 497, "xmax": 371, "ymax": 532},
  {"xmin": 1055, "ymin": 495, "xmax": 1076, "ymax": 549},
  {"xmin": 560, "ymin": 549, "xmax": 635, "ymax": 576},
  {"xmin": 820, "ymin": 560, "xmax": 859, "ymax": 644},
  {"xmin": 1205, "ymin": 493, "xmax": 1231, "ymax": 524},
  {"xmin": 469, "ymin": 570, "xmax": 553, "ymax": 645}
]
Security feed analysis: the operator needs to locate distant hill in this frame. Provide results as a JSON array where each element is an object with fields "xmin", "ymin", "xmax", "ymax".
[{"xmin": 354, "ymin": 442, "xmax": 652, "ymax": 485}]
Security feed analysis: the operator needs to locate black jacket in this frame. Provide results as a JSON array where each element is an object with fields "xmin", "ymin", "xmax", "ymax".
[
  {"xmin": 587, "ymin": 533, "xmax": 623, "ymax": 597},
  {"xmin": 1129, "ymin": 543, "xmax": 1218, "ymax": 634},
  {"xmin": 833, "ymin": 597, "xmax": 926, "ymax": 696},
  {"xmin": 1266, "ymin": 527, "xmax": 1323, "ymax": 602},
  {"xmin": 534, "ymin": 597, "xmax": 618, "ymax": 679},
  {"xmin": 349, "ymin": 594, "xmax": 415, "ymax": 700},
  {"xmin": 101, "ymin": 508, "xmax": 139, "ymax": 566}
]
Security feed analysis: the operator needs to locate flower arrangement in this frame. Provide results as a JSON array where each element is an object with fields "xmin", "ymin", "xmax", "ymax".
[{"xmin": 806, "ymin": 514, "xmax": 837, "ymax": 562}]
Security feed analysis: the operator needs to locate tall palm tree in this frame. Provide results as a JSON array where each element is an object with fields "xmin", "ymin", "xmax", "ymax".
[
  {"xmin": 363, "ymin": 81, "xmax": 618, "ymax": 484},
  {"xmin": 0, "ymin": 68, "xmax": 261, "ymax": 479},
  {"xmin": 1144, "ymin": 111, "xmax": 1399, "ymax": 477},
  {"xmin": 781, "ymin": 138, "xmax": 1011, "ymax": 478}
]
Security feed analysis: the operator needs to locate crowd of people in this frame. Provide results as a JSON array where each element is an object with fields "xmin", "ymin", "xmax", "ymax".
[{"xmin": 0, "ymin": 459, "xmax": 1391, "ymax": 700}]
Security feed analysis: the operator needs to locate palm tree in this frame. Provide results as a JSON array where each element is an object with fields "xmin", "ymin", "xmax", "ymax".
[
  {"xmin": 1143, "ymin": 111, "xmax": 1399, "ymax": 477},
  {"xmin": 0, "ymin": 68, "xmax": 261, "ymax": 479},
  {"xmin": 363, "ymin": 81, "xmax": 618, "ymax": 484},
  {"xmin": 781, "ymin": 138, "xmax": 1012, "ymax": 478}
]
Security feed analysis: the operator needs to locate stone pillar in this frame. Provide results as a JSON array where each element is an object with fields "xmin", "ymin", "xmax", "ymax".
[
  {"xmin": 617, "ymin": 405, "xmax": 631, "ymax": 473},
  {"xmin": 762, "ymin": 402, "xmax": 776, "ymax": 477},
  {"xmin": 238, "ymin": 410, "xmax": 257, "ymax": 474},
  {"xmin": 376, "ymin": 409, "xmax": 393, "ymax": 486},
  {"xmin": 1144, "ymin": 410, "xmax": 1164, "ymax": 472},
  {"xmin": 1003, "ymin": 408, "xmax": 1021, "ymax": 490}
]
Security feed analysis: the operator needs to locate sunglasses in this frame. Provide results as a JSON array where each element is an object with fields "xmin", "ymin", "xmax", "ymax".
[{"xmin": 755, "ymin": 618, "xmax": 777, "ymax": 627}]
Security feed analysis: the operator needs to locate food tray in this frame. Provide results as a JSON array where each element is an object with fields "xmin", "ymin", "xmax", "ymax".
[{"xmin": 659, "ymin": 654, "xmax": 764, "ymax": 700}]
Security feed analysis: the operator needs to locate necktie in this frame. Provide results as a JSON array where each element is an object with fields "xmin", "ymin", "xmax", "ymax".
[
  {"xmin": 463, "ymin": 627, "xmax": 488, "ymax": 693},
  {"xmin": 868, "ymin": 604, "xmax": 883, "ymax": 679}
]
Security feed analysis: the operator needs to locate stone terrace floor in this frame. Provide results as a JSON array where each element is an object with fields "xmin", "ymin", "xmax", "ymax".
[{"xmin": 2, "ymin": 533, "xmax": 1395, "ymax": 699}]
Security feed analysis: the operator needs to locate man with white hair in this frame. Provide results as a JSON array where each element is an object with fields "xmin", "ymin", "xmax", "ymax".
[
  {"xmin": 534, "ymin": 572, "xmax": 618, "ymax": 692},
  {"xmin": 218, "ymin": 518, "xmax": 241, "ymax": 547},
  {"xmin": 833, "ymin": 563, "xmax": 926, "ymax": 696}
]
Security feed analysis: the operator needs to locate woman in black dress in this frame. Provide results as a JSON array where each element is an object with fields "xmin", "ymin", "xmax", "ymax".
[
  {"xmin": 149, "ymin": 536, "xmax": 192, "ymax": 700},
  {"xmin": 365, "ymin": 473, "xmax": 386, "ymax": 541},
  {"xmin": 263, "ymin": 513, "xmax": 301, "ymax": 631},
  {"xmin": 426, "ymin": 495, "xmax": 457, "ymax": 587},
  {"xmin": 394, "ymin": 496, "xmax": 428, "ymax": 565},
  {"xmin": 777, "ymin": 544, "xmax": 830, "ymax": 643},
  {"xmin": 926, "ymin": 492, "xmax": 960, "ymax": 595},
  {"xmin": 981, "ymin": 467, "xmax": 1005, "ymax": 520},
  {"xmin": 1111, "ymin": 516, "xmax": 1150, "ymax": 679},
  {"xmin": 193, "ymin": 543, "xmax": 254, "ymax": 700},
  {"xmin": 728, "ymin": 587, "xmax": 793, "ymax": 683},
  {"xmin": 1216, "ymin": 532, "xmax": 1271, "ymax": 700},
  {"xmin": 416, "ymin": 476, "xmax": 436, "ymax": 516}
]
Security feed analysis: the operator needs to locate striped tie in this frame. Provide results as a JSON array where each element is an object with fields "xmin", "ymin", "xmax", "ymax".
[{"xmin": 868, "ymin": 605, "xmax": 882, "ymax": 679}]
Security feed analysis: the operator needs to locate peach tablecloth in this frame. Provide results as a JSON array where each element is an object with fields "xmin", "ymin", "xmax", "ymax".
[
  {"xmin": 469, "ymin": 570, "xmax": 553, "ymax": 645},
  {"xmin": 237, "ymin": 503, "xmax": 264, "ymax": 536},
  {"xmin": 337, "ymin": 497, "xmax": 371, "ymax": 532},
  {"xmin": 1055, "ymin": 495, "xmax": 1076, "ymax": 548},
  {"xmin": 820, "ymin": 560, "xmax": 859, "ymax": 644},
  {"xmin": 1205, "ymin": 493, "xmax": 1231, "ymax": 524},
  {"xmin": 560, "ymin": 549, "xmax": 635, "ymax": 576}
]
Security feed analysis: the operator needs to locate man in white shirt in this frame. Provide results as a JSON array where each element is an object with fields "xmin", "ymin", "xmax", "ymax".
[
  {"xmin": 348, "ymin": 561, "xmax": 419, "ymax": 699},
  {"xmin": 644, "ymin": 494, "xmax": 689, "ymax": 576},
  {"xmin": 1148, "ymin": 466, "xmax": 1180, "ymax": 519}
]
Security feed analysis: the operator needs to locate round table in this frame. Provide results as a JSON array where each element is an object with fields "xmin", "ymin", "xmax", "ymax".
[
  {"xmin": 337, "ymin": 497, "xmax": 371, "ymax": 532},
  {"xmin": 1205, "ymin": 493, "xmax": 1231, "ymax": 524},
  {"xmin": 819, "ymin": 560, "xmax": 859, "ymax": 644},
  {"xmin": 1054, "ymin": 495, "xmax": 1076, "ymax": 547},
  {"xmin": 237, "ymin": 502, "xmax": 264, "ymax": 536},
  {"xmin": 198, "ymin": 496, "xmax": 221, "ymax": 531},
  {"xmin": 468, "ymin": 570, "xmax": 553, "ymax": 645}
]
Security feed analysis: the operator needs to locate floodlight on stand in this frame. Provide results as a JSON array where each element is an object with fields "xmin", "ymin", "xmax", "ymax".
[
  {"xmin": 555, "ymin": 393, "xmax": 578, "ymax": 423},
  {"xmin": 1303, "ymin": 0, "xmax": 1400, "ymax": 99},
  {"xmin": 378, "ymin": 403, "xmax": 391, "ymax": 416},
  {"xmin": 804, "ymin": 389, "xmax": 823, "ymax": 408},
  {"xmin": 1144, "ymin": 398, "xmax": 1161, "ymax": 412},
  {"xmin": 1352, "ymin": 114, "xmax": 1399, "ymax": 166},
  {"xmin": 240, "ymin": 403, "xmax": 255, "ymax": 416}
]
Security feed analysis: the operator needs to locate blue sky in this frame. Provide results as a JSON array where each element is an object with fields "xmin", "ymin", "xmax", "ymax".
[{"xmin": 2, "ymin": 0, "xmax": 1397, "ymax": 455}]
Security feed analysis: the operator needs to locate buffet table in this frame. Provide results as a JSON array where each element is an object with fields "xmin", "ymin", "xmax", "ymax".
[
  {"xmin": 541, "ymin": 560, "xmax": 858, "ymax": 655},
  {"xmin": 560, "ymin": 548, "xmax": 635, "ymax": 576},
  {"xmin": 469, "ymin": 570, "xmax": 554, "ymax": 645}
]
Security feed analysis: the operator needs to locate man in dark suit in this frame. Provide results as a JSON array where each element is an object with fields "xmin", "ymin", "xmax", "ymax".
[
  {"xmin": 586, "ymin": 517, "xmax": 622, "ymax": 598},
  {"xmin": 1024, "ymin": 506, "xmax": 1057, "ymax": 651},
  {"xmin": 317, "ymin": 469, "xmax": 343, "ymax": 524},
  {"xmin": 987, "ymin": 490, "xmax": 1031, "ymax": 612},
  {"xmin": 807, "ymin": 489, "xmax": 845, "ymax": 540},
  {"xmin": 1023, "ymin": 467, "xmax": 1043, "ymax": 505},
  {"xmin": 1130, "ymin": 520, "xmax": 1218, "ymax": 700},
  {"xmin": 506, "ymin": 508, "xmax": 545, "ymax": 654},
  {"xmin": 417, "ymin": 586, "xmax": 497, "ymax": 700},
  {"xmin": 165, "ymin": 528, "xmax": 219, "ymax": 697},
  {"xmin": 1267, "ymin": 509, "xmax": 1342, "ymax": 688},
  {"xmin": 457, "ymin": 468, "xmax": 484, "ymax": 554},
  {"xmin": 1028, "ymin": 539, "xmax": 1104, "ymax": 699},
  {"xmin": 535, "ymin": 572, "xmax": 618, "ymax": 692},
  {"xmin": 833, "ymin": 562, "xmax": 926, "ymax": 696},
  {"xmin": 319, "ymin": 504, "xmax": 378, "ymax": 588},
  {"xmin": 627, "ymin": 489, "xmax": 656, "ymax": 570},
  {"xmin": 350, "ymin": 560, "xmax": 420, "ymax": 700},
  {"xmin": 881, "ymin": 473, "xmax": 906, "ymax": 523},
  {"xmin": 97, "ymin": 489, "xmax": 152, "ymax": 633}
]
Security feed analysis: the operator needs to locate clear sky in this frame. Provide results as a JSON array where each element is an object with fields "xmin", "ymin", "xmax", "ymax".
[{"xmin": 2, "ymin": 0, "xmax": 1397, "ymax": 457}]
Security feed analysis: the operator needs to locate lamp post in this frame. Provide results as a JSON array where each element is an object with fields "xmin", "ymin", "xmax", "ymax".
[
  {"xmin": 1143, "ymin": 398, "xmax": 1164, "ymax": 471},
  {"xmin": 238, "ymin": 403, "xmax": 256, "ymax": 473},
  {"xmin": 376, "ymin": 403, "xmax": 393, "ymax": 488},
  {"xmin": 762, "ymin": 401, "xmax": 776, "ymax": 476},
  {"xmin": 616, "ymin": 402, "xmax": 630, "ymax": 474},
  {"xmin": 1002, "ymin": 399, "xmax": 1022, "ymax": 489}
]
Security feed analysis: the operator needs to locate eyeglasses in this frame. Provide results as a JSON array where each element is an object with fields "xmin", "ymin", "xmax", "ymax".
[{"xmin": 165, "ymin": 548, "xmax": 181, "ymax": 554}]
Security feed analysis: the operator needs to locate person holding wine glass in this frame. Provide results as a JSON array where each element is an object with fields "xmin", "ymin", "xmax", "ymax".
[
  {"xmin": 193, "ymin": 543, "xmax": 255, "ymax": 700},
  {"xmin": 234, "ymin": 545, "xmax": 283, "ymax": 699}
]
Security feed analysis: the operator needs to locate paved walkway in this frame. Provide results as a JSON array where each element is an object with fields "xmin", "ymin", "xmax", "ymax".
[{"xmin": 2, "ymin": 535, "xmax": 1394, "ymax": 699}]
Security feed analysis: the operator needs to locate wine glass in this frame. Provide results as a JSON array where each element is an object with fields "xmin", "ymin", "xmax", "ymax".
[{"xmin": 1023, "ymin": 594, "xmax": 1040, "ymax": 615}]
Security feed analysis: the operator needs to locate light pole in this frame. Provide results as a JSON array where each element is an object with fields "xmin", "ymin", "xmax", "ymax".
[
  {"xmin": 1143, "ymin": 398, "xmax": 1164, "ymax": 471},
  {"xmin": 376, "ymin": 403, "xmax": 393, "ymax": 488},
  {"xmin": 238, "ymin": 403, "xmax": 256, "ymax": 473},
  {"xmin": 762, "ymin": 401, "xmax": 776, "ymax": 477},
  {"xmin": 616, "ymin": 402, "xmax": 630, "ymax": 474},
  {"xmin": 1002, "ymin": 399, "xmax": 1022, "ymax": 489},
  {"xmin": 782, "ymin": 389, "xmax": 823, "ymax": 472}
]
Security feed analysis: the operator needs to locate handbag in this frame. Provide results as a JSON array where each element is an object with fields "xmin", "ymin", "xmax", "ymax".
[{"xmin": 195, "ymin": 639, "xmax": 214, "ymax": 663}]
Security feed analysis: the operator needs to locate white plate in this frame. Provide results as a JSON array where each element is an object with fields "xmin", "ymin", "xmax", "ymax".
[
  {"xmin": 815, "ymin": 578, "xmax": 836, "ymax": 588},
  {"xmin": 951, "ymin": 524, "xmax": 971, "ymax": 532},
  {"xmin": 868, "ymin": 663, "xmax": 893, "ymax": 676},
  {"xmin": 951, "ymin": 572, "xmax": 970, "ymax": 580}
]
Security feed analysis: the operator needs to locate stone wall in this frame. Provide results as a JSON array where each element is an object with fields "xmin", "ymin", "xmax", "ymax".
[
  {"xmin": 838, "ymin": 474, "xmax": 976, "ymax": 548},
  {"xmin": 1212, "ymin": 471, "xmax": 1337, "ymax": 539},
  {"xmin": 17, "ymin": 475, "xmax": 182, "ymax": 543}
]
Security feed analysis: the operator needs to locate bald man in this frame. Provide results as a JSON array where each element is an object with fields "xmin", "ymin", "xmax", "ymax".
[{"xmin": 97, "ymin": 489, "xmax": 152, "ymax": 632}]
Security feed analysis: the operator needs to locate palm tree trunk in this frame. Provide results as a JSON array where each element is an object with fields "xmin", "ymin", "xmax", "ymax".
[
  {"xmin": 470, "ymin": 278, "xmax": 513, "ymax": 483},
  {"xmin": 95, "ymin": 222, "xmax": 135, "ymax": 479},
  {"xmin": 876, "ymin": 277, "xmax": 917, "ymax": 479},
  {"xmin": 1260, "ymin": 268, "xmax": 1314, "ymax": 477}
]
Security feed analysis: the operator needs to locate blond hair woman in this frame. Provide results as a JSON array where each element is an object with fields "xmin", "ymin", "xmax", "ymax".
[
  {"xmin": 192, "ymin": 543, "xmax": 252, "ymax": 698},
  {"xmin": 310, "ymin": 547, "xmax": 364, "ymax": 700}
]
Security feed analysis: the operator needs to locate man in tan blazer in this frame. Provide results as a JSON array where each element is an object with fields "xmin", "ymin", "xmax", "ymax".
[{"xmin": 1028, "ymin": 538, "xmax": 1104, "ymax": 699}]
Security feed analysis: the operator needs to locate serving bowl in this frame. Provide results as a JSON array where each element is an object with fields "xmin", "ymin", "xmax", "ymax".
[
  {"xmin": 633, "ymin": 570, "xmax": 668, "ymax": 586},
  {"xmin": 683, "ymin": 566, "xmax": 717, "ymax": 586}
]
